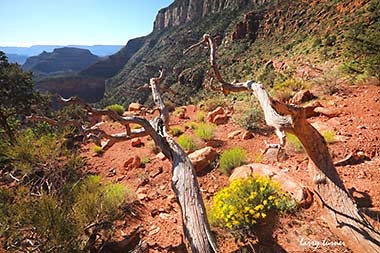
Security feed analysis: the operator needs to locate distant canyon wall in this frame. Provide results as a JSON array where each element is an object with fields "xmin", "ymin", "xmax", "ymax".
[{"xmin": 153, "ymin": 0, "xmax": 271, "ymax": 31}]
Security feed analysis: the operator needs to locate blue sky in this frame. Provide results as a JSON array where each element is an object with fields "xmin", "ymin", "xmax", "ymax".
[{"xmin": 0, "ymin": 0, "xmax": 174, "ymax": 46}]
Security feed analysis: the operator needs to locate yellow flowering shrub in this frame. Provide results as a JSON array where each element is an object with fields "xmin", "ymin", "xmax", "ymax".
[{"xmin": 209, "ymin": 175, "xmax": 297, "ymax": 230}]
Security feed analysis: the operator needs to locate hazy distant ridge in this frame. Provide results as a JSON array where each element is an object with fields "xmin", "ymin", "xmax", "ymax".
[{"xmin": 0, "ymin": 45, "xmax": 123, "ymax": 57}]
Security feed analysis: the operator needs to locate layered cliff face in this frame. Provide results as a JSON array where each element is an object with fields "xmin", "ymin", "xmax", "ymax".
[{"xmin": 153, "ymin": 0, "xmax": 269, "ymax": 31}]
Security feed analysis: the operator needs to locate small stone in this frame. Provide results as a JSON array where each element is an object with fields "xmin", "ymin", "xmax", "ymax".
[
  {"xmin": 128, "ymin": 102, "xmax": 143, "ymax": 112},
  {"xmin": 123, "ymin": 155, "xmax": 141, "ymax": 169},
  {"xmin": 291, "ymin": 90, "xmax": 317, "ymax": 104},
  {"xmin": 137, "ymin": 193, "xmax": 147, "ymax": 200},
  {"xmin": 155, "ymin": 152, "xmax": 166, "ymax": 160},
  {"xmin": 131, "ymin": 138, "xmax": 142, "ymax": 147},
  {"xmin": 242, "ymin": 131, "xmax": 253, "ymax": 140},
  {"xmin": 148, "ymin": 226, "xmax": 160, "ymax": 236},
  {"xmin": 206, "ymin": 107, "xmax": 225, "ymax": 123},
  {"xmin": 188, "ymin": 147, "xmax": 218, "ymax": 173},
  {"xmin": 228, "ymin": 130, "xmax": 241, "ymax": 139},
  {"xmin": 213, "ymin": 114, "xmax": 228, "ymax": 125}
]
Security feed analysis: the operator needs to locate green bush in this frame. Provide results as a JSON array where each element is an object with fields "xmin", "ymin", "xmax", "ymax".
[
  {"xmin": 220, "ymin": 147, "xmax": 246, "ymax": 175},
  {"xmin": 195, "ymin": 122, "xmax": 216, "ymax": 141},
  {"xmin": 286, "ymin": 133, "xmax": 303, "ymax": 152},
  {"xmin": 0, "ymin": 175, "xmax": 134, "ymax": 252},
  {"xmin": 322, "ymin": 130, "xmax": 336, "ymax": 143},
  {"xmin": 184, "ymin": 121, "xmax": 198, "ymax": 130},
  {"xmin": 272, "ymin": 78, "xmax": 310, "ymax": 102},
  {"xmin": 93, "ymin": 145, "xmax": 104, "ymax": 155},
  {"xmin": 141, "ymin": 157, "xmax": 151, "ymax": 166},
  {"xmin": 232, "ymin": 103, "xmax": 265, "ymax": 131},
  {"xmin": 5, "ymin": 128, "xmax": 61, "ymax": 173},
  {"xmin": 209, "ymin": 175, "xmax": 297, "ymax": 230},
  {"xmin": 169, "ymin": 126, "xmax": 183, "ymax": 137},
  {"xmin": 106, "ymin": 104, "xmax": 125, "ymax": 116},
  {"xmin": 173, "ymin": 106, "xmax": 186, "ymax": 117},
  {"xmin": 177, "ymin": 134, "xmax": 197, "ymax": 152},
  {"xmin": 197, "ymin": 111, "xmax": 206, "ymax": 122},
  {"xmin": 200, "ymin": 96, "xmax": 227, "ymax": 111}
]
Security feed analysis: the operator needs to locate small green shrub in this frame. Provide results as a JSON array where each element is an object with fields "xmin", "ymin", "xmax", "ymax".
[
  {"xmin": 220, "ymin": 147, "xmax": 246, "ymax": 175},
  {"xmin": 177, "ymin": 134, "xmax": 197, "ymax": 152},
  {"xmin": 209, "ymin": 175, "xmax": 297, "ymax": 230},
  {"xmin": 0, "ymin": 175, "xmax": 134, "ymax": 252},
  {"xmin": 169, "ymin": 126, "xmax": 183, "ymax": 137},
  {"xmin": 106, "ymin": 104, "xmax": 125, "ymax": 116},
  {"xmin": 200, "ymin": 96, "xmax": 227, "ymax": 111},
  {"xmin": 232, "ymin": 103, "xmax": 265, "ymax": 131},
  {"xmin": 141, "ymin": 157, "xmax": 151, "ymax": 166},
  {"xmin": 197, "ymin": 111, "xmax": 206, "ymax": 122},
  {"xmin": 173, "ymin": 106, "xmax": 186, "ymax": 117},
  {"xmin": 195, "ymin": 122, "xmax": 216, "ymax": 141},
  {"xmin": 5, "ymin": 129, "xmax": 61, "ymax": 173},
  {"xmin": 93, "ymin": 145, "xmax": 104, "ymax": 155},
  {"xmin": 322, "ymin": 130, "xmax": 336, "ymax": 143},
  {"xmin": 273, "ymin": 78, "xmax": 311, "ymax": 102},
  {"xmin": 286, "ymin": 133, "xmax": 303, "ymax": 152},
  {"xmin": 184, "ymin": 121, "xmax": 198, "ymax": 130}
]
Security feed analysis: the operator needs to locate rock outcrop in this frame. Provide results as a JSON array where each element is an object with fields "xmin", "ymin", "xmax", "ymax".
[
  {"xmin": 153, "ymin": 0, "xmax": 269, "ymax": 31},
  {"xmin": 231, "ymin": 11, "xmax": 262, "ymax": 41}
]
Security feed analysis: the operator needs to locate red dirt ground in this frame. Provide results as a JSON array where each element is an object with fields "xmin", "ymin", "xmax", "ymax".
[{"xmin": 81, "ymin": 83, "xmax": 380, "ymax": 253}]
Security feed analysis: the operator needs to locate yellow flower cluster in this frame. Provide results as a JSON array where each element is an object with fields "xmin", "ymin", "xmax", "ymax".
[{"xmin": 210, "ymin": 175, "xmax": 292, "ymax": 230}]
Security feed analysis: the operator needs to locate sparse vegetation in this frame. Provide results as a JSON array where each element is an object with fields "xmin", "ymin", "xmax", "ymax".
[
  {"xmin": 197, "ymin": 110, "xmax": 206, "ymax": 122},
  {"xmin": 106, "ymin": 104, "xmax": 125, "ymax": 115},
  {"xmin": 286, "ymin": 133, "xmax": 303, "ymax": 152},
  {"xmin": 184, "ymin": 121, "xmax": 198, "ymax": 130},
  {"xmin": 232, "ymin": 102, "xmax": 265, "ymax": 131},
  {"xmin": 322, "ymin": 130, "xmax": 336, "ymax": 143},
  {"xmin": 195, "ymin": 122, "xmax": 216, "ymax": 141},
  {"xmin": 220, "ymin": 147, "xmax": 246, "ymax": 175},
  {"xmin": 177, "ymin": 134, "xmax": 197, "ymax": 152},
  {"xmin": 173, "ymin": 106, "xmax": 186, "ymax": 117},
  {"xmin": 141, "ymin": 157, "xmax": 151, "ymax": 166},
  {"xmin": 169, "ymin": 126, "xmax": 183, "ymax": 137},
  {"xmin": 272, "ymin": 78, "xmax": 311, "ymax": 102},
  {"xmin": 0, "ymin": 175, "xmax": 134, "ymax": 252},
  {"xmin": 93, "ymin": 144, "xmax": 104, "ymax": 155}
]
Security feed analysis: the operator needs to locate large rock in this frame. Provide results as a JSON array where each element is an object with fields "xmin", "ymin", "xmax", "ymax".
[
  {"xmin": 124, "ymin": 155, "xmax": 141, "ymax": 170},
  {"xmin": 206, "ymin": 106, "xmax": 225, "ymax": 123},
  {"xmin": 213, "ymin": 113, "xmax": 228, "ymax": 125},
  {"xmin": 128, "ymin": 102, "xmax": 143, "ymax": 112},
  {"xmin": 291, "ymin": 90, "xmax": 317, "ymax": 105},
  {"xmin": 188, "ymin": 147, "xmax": 218, "ymax": 173},
  {"xmin": 228, "ymin": 130, "xmax": 242, "ymax": 139},
  {"xmin": 229, "ymin": 164, "xmax": 304, "ymax": 202}
]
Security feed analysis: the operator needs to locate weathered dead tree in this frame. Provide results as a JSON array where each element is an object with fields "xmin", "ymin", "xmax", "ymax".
[
  {"xmin": 184, "ymin": 34, "xmax": 380, "ymax": 253},
  {"xmin": 29, "ymin": 70, "xmax": 218, "ymax": 253}
]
